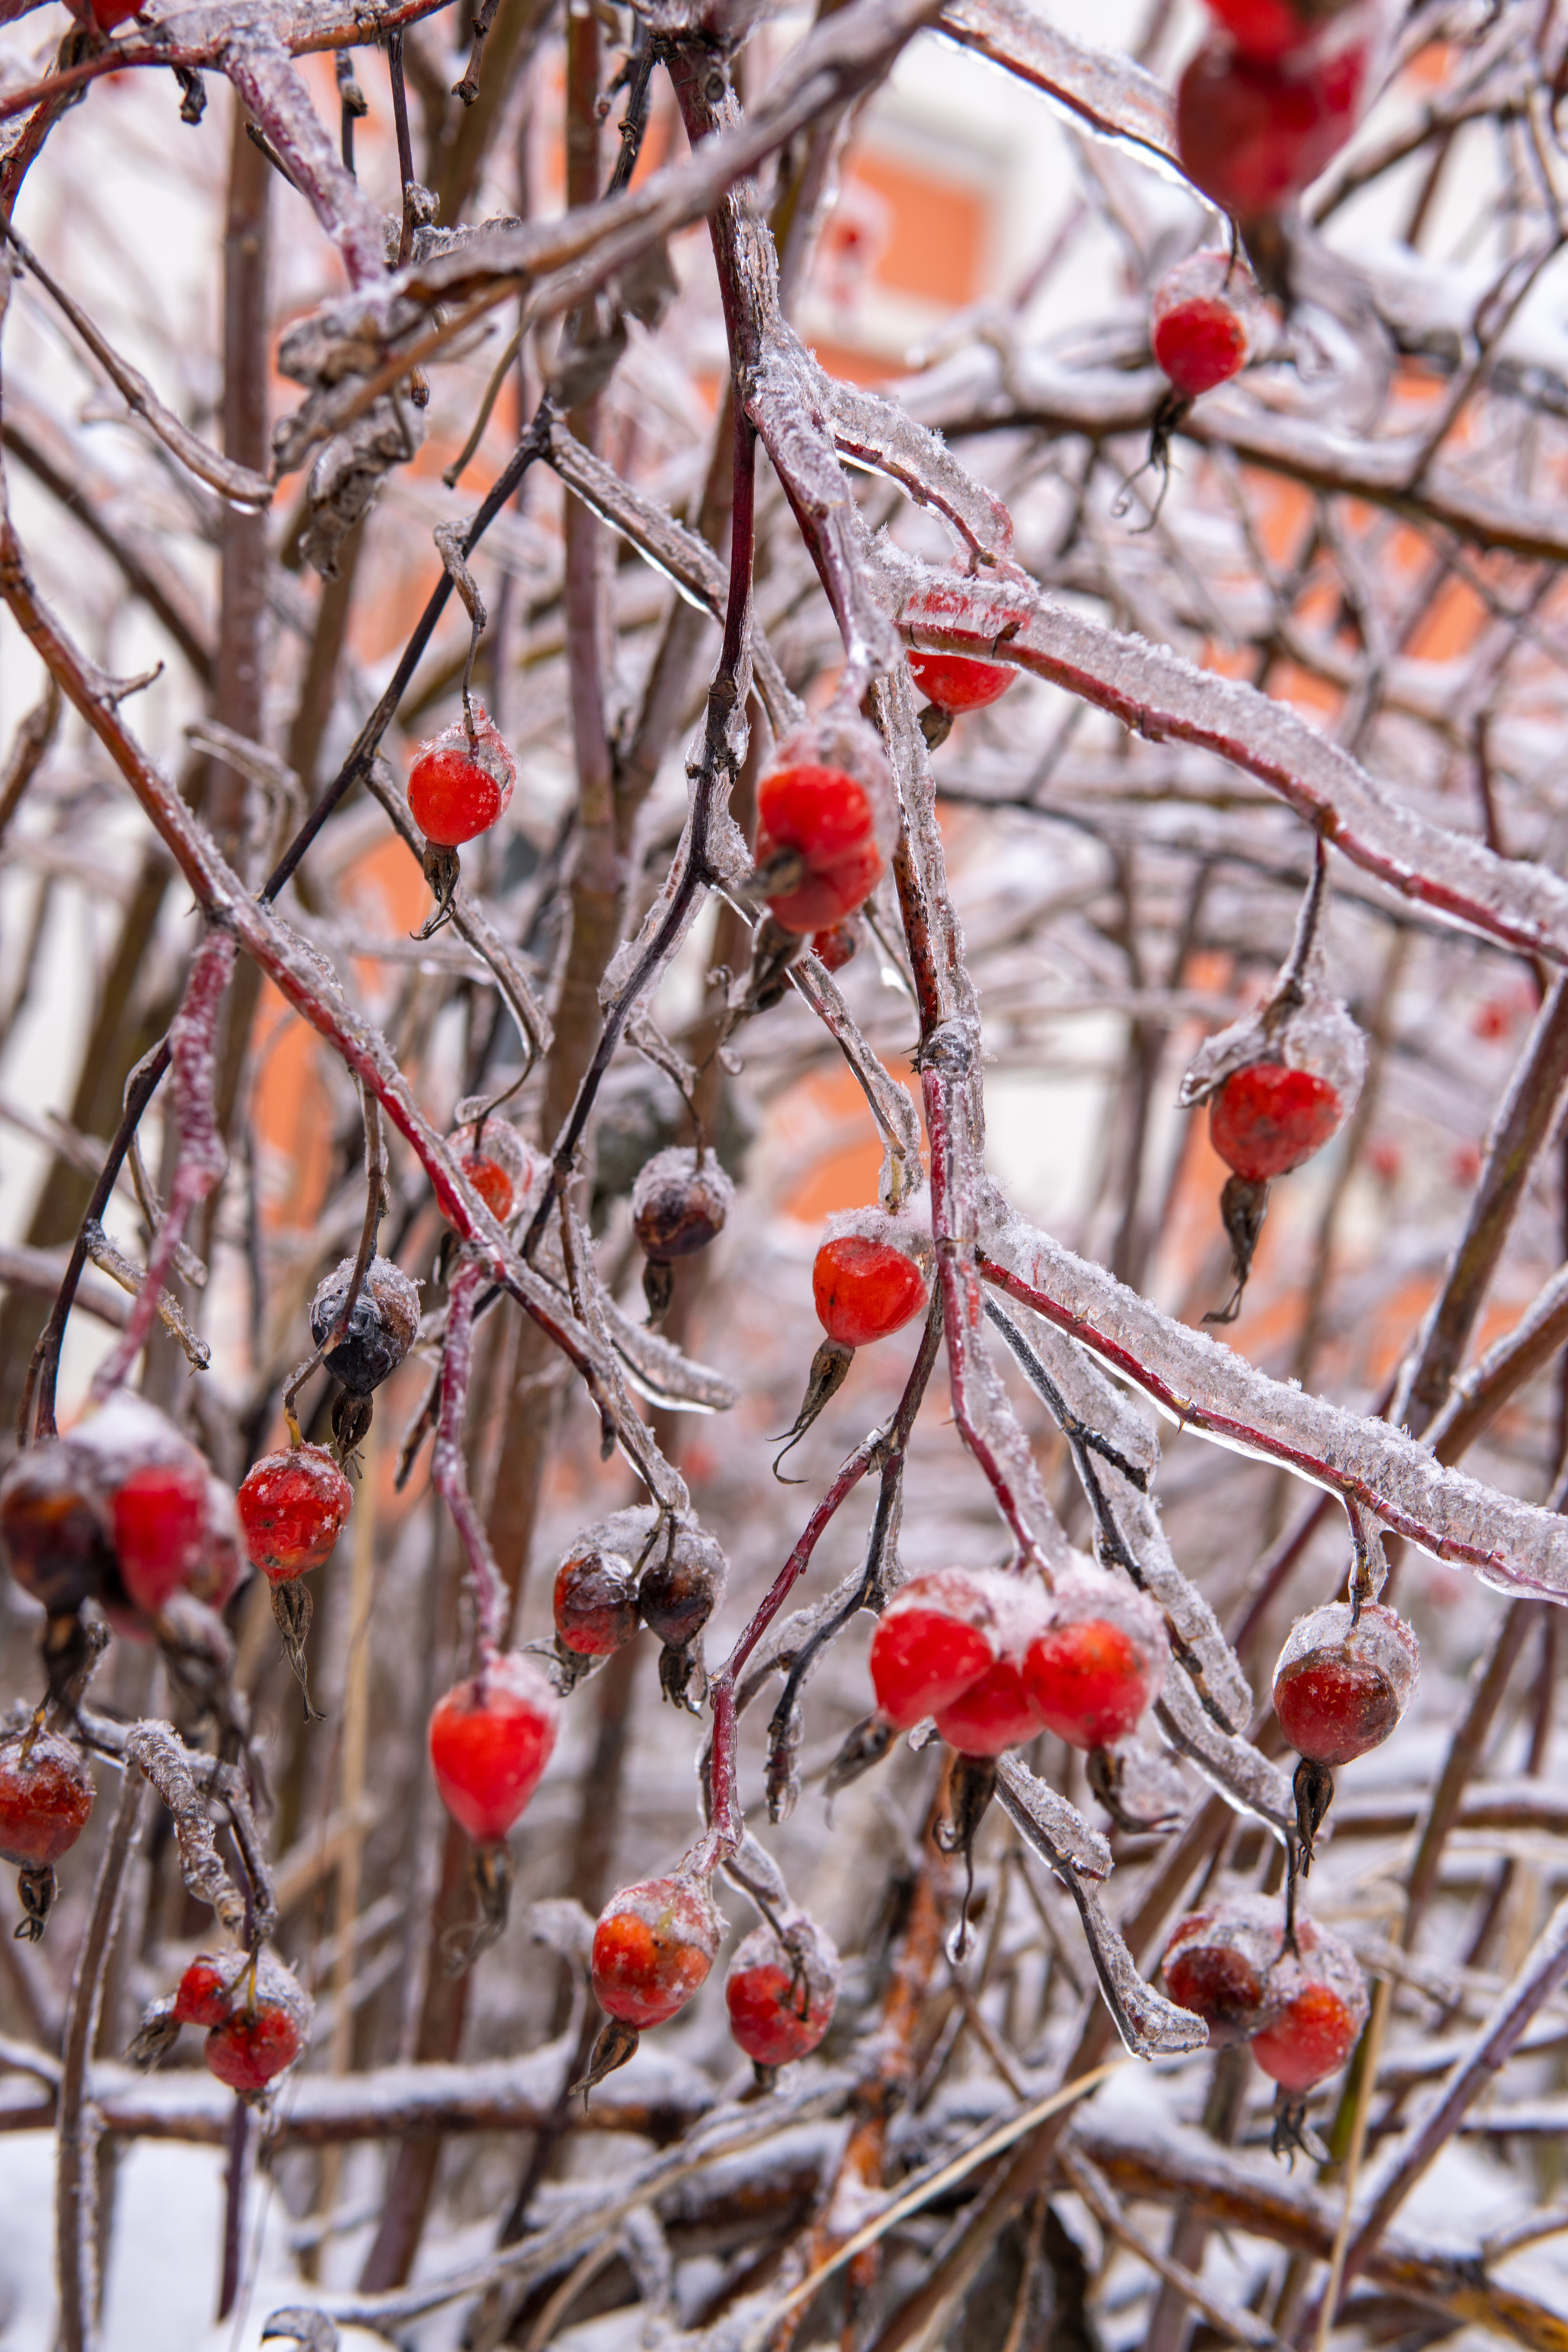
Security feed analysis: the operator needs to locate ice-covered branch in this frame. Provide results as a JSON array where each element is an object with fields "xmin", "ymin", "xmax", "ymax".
[{"xmin": 976, "ymin": 1222, "xmax": 1568, "ymax": 1596}]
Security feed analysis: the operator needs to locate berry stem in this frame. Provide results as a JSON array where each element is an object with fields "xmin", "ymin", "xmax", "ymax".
[{"xmin": 432, "ymin": 1259, "xmax": 510, "ymax": 1661}]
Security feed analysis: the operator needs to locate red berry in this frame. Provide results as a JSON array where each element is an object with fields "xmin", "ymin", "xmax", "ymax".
[
  {"xmin": 90, "ymin": 0, "xmax": 142, "ymax": 24},
  {"xmin": 1250, "ymin": 1918, "xmax": 1367, "ymax": 2092},
  {"xmin": 1022, "ymin": 1570, "xmax": 1168, "ymax": 1752},
  {"xmin": 1210, "ymin": 1063, "xmax": 1344, "ymax": 1181},
  {"xmin": 0, "ymin": 1732, "xmax": 95, "ymax": 1870},
  {"xmin": 638, "ymin": 1521, "xmax": 729, "ymax": 1651},
  {"xmin": 591, "ymin": 1874, "xmax": 721, "ymax": 2029},
  {"xmin": 933, "ymin": 1657, "xmax": 1044, "ymax": 1757},
  {"xmin": 429, "ymin": 1653, "xmax": 560, "ymax": 1844},
  {"xmin": 310, "ymin": 1253, "xmax": 420, "ymax": 1396},
  {"xmin": 725, "ymin": 1917, "xmax": 840, "ymax": 2069},
  {"xmin": 813, "ymin": 1227, "xmax": 930, "ymax": 1350},
  {"xmin": 237, "ymin": 1445, "xmax": 353, "ymax": 1583},
  {"xmin": 1161, "ymin": 1895, "xmax": 1289, "ymax": 2046},
  {"xmin": 554, "ymin": 1544, "xmax": 640, "ymax": 1658},
  {"xmin": 754, "ymin": 718, "xmax": 893, "ymax": 936},
  {"xmin": 175, "ymin": 1952, "xmax": 239, "ymax": 2028},
  {"xmin": 408, "ymin": 705, "xmax": 515, "ymax": 848},
  {"xmin": 902, "ymin": 578, "xmax": 1019, "ymax": 715},
  {"xmin": 111, "ymin": 1461, "xmax": 212, "ymax": 1614},
  {"xmin": 632, "ymin": 1148, "xmax": 734, "ymax": 1262},
  {"xmin": 871, "ymin": 1568, "xmax": 1005, "ymax": 1731},
  {"xmin": 1152, "ymin": 252, "xmax": 1258, "ymax": 397},
  {"xmin": 202, "ymin": 1958, "xmax": 312, "ymax": 2095},
  {"xmin": 1176, "ymin": 37, "xmax": 1366, "ymax": 220},
  {"xmin": 462, "ymin": 1153, "xmax": 514, "ymax": 1220},
  {"xmin": 0, "ymin": 1441, "xmax": 117, "ymax": 1618},
  {"xmin": 1272, "ymin": 1601, "xmax": 1418, "ymax": 1767},
  {"xmin": 810, "ymin": 918, "xmax": 863, "ymax": 974}
]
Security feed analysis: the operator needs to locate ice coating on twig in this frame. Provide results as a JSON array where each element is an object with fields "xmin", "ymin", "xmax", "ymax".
[
  {"xmin": 1155, "ymin": 1666, "xmax": 1296, "ymax": 1838},
  {"xmin": 786, "ymin": 956, "xmax": 925, "ymax": 1207},
  {"xmin": 939, "ymin": 0, "xmax": 1175, "ymax": 162},
  {"xmin": 994, "ymin": 1756, "xmax": 1112, "ymax": 1882}
]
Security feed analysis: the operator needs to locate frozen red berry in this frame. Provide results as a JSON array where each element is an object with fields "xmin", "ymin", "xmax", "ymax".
[
  {"xmin": 1161, "ymin": 1894, "xmax": 1287, "ymax": 2047},
  {"xmin": 429, "ymin": 1652, "xmax": 560, "ymax": 1844},
  {"xmin": 89, "ymin": 0, "xmax": 142, "ymax": 24},
  {"xmin": 554, "ymin": 1540, "xmax": 640, "ymax": 1658},
  {"xmin": 310, "ymin": 1253, "xmax": 420, "ymax": 1397},
  {"xmin": 753, "ymin": 717, "xmax": 893, "ymax": 935},
  {"xmin": 1250, "ymin": 1916, "xmax": 1367, "ymax": 2093},
  {"xmin": 810, "ymin": 917, "xmax": 863, "ymax": 974},
  {"xmin": 1152, "ymin": 251, "xmax": 1259, "ymax": 397},
  {"xmin": 1022, "ymin": 1570, "xmax": 1168, "ymax": 1752},
  {"xmin": 408, "ymin": 704, "xmax": 515, "ymax": 848},
  {"xmin": 109, "ymin": 1460, "xmax": 211, "ymax": 1615},
  {"xmin": 449, "ymin": 1113, "xmax": 532, "ymax": 1226},
  {"xmin": 871, "ymin": 1568, "xmax": 1005, "ymax": 1731},
  {"xmin": 592, "ymin": 1873, "xmax": 721, "ymax": 2029},
  {"xmin": 1272, "ymin": 1600, "xmax": 1417, "ymax": 1768},
  {"xmin": 1176, "ymin": 37, "xmax": 1367, "ymax": 221},
  {"xmin": 725, "ymin": 1916, "xmax": 840, "ymax": 2070},
  {"xmin": 202, "ymin": 1958, "xmax": 312, "ymax": 2096},
  {"xmin": 0, "ymin": 1440, "xmax": 117, "ymax": 1619},
  {"xmin": 1210, "ymin": 1063, "xmax": 1345, "ymax": 1181},
  {"xmin": 175, "ymin": 1952, "xmax": 240, "ymax": 2028},
  {"xmin": 813, "ymin": 1215, "xmax": 931, "ymax": 1350},
  {"xmin": 237, "ymin": 1444, "xmax": 352, "ymax": 1583},
  {"xmin": 0, "ymin": 1731, "xmax": 95, "ymax": 1869},
  {"xmin": 902, "ymin": 577, "xmax": 1019, "ymax": 716}
]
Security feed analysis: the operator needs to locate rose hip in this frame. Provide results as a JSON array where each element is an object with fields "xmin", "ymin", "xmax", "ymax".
[
  {"xmin": 408, "ymin": 704, "xmax": 515, "ymax": 848},
  {"xmin": 237, "ymin": 1444, "xmax": 352, "ymax": 1583},
  {"xmin": 1205, "ymin": 0, "xmax": 1367, "ymax": 63},
  {"xmin": 310, "ymin": 1253, "xmax": 420, "ymax": 1397},
  {"xmin": 554, "ymin": 1541, "xmax": 640, "ymax": 1658},
  {"xmin": 592, "ymin": 1873, "xmax": 721, "ymax": 2030},
  {"xmin": 870, "ymin": 1567, "xmax": 1007, "ymax": 1730},
  {"xmin": 810, "ymin": 918, "xmax": 863, "ymax": 974},
  {"xmin": 814, "ymin": 1220, "xmax": 930, "ymax": 1351},
  {"xmin": 1210, "ymin": 1063, "xmax": 1345, "ymax": 1181},
  {"xmin": 1152, "ymin": 252, "xmax": 1259, "ymax": 397},
  {"xmin": 1022, "ymin": 1570, "xmax": 1168, "ymax": 1753},
  {"xmin": 902, "ymin": 578, "xmax": 1019, "ymax": 717},
  {"xmin": 1176, "ymin": 38, "xmax": 1367, "ymax": 222},
  {"xmin": 175, "ymin": 1952, "xmax": 240, "ymax": 2028},
  {"xmin": 725, "ymin": 1916, "xmax": 841, "ymax": 2072},
  {"xmin": 110, "ymin": 1461, "xmax": 211, "ymax": 1615},
  {"xmin": 203, "ymin": 1957, "xmax": 313, "ymax": 2096},
  {"xmin": 933, "ymin": 1658, "xmax": 1044, "ymax": 1758},
  {"xmin": 1250, "ymin": 1916, "xmax": 1367, "ymax": 2095},
  {"xmin": 1272, "ymin": 1600, "xmax": 1418, "ymax": 1767},
  {"xmin": 632, "ymin": 1148, "xmax": 735, "ymax": 1320},
  {"xmin": 753, "ymin": 716, "xmax": 893, "ymax": 936},
  {"xmin": 0, "ymin": 1731, "xmax": 94, "ymax": 1869},
  {"xmin": 0, "ymin": 1440, "xmax": 118, "ymax": 1619},
  {"xmin": 449, "ymin": 1113, "xmax": 532, "ymax": 1226},
  {"xmin": 429, "ymin": 1652, "xmax": 560, "ymax": 1843},
  {"xmin": 1161, "ymin": 1894, "xmax": 1286, "ymax": 2047}
]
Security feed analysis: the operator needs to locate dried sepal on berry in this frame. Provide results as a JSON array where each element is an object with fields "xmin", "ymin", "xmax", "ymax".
[
  {"xmin": 1178, "ymin": 864, "xmax": 1364, "ymax": 1321},
  {"xmin": 632, "ymin": 1146, "xmax": 735, "ymax": 1324},
  {"xmin": 1273, "ymin": 1599, "xmax": 1417, "ymax": 1865},
  {"xmin": 725, "ymin": 1913, "xmax": 841, "ymax": 2082},
  {"xmin": 750, "ymin": 711, "xmax": 895, "ymax": 936}
]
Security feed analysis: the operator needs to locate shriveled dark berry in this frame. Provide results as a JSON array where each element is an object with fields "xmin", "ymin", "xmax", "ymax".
[
  {"xmin": 632, "ymin": 1148, "xmax": 734, "ymax": 1263},
  {"xmin": 310, "ymin": 1254, "xmax": 420, "ymax": 1395}
]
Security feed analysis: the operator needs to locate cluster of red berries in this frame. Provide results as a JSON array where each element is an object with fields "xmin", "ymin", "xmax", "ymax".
[
  {"xmin": 581, "ymin": 1872, "xmax": 840, "ymax": 2089},
  {"xmin": 1151, "ymin": 250, "xmax": 1263, "ymax": 402},
  {"xmin": 0, "ymin": 1391, "xmax": 241, "ymax": 1643},
  {"xmin": 632, "ymin": 1147, "xmax": 735, "ymax": 1324},
  {"xmin": 554, "ymin": 1508, "xmax": 730, "ymax": 1710},
  {"xmin": 132, "ymin": 1947, "xmax": 313, "ymax": 2097},
  {"xmin": 870, "ymin": 1562, "xmax": 1168, "ymax": 1759},
  {"xmin": 779, "ymin": 1210, "xmax": 935, "ymax": 1463},
  {"xmin": 1175, "ymin": 0, "xmax": 1374, "ymax": 230},
  {"xmin": 1273, "ymin": 1596, "xmax": 1417, "ymax": 1857},
  {"xmin": 1163, "ymin": 1892, "xmax": 1368, "ymax": 2151},
  {"xmin": 753, "ymin": 717, "xmax": 894, "ymax": 936}
]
